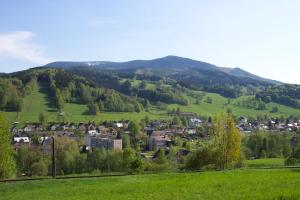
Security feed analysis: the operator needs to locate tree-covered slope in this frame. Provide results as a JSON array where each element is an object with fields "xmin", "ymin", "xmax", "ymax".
[{"xmin": 1, "ymin": 64, "xmax": 300, "ymax": 124}]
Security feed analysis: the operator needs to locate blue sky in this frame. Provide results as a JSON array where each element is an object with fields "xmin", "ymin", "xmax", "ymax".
[{"xmin": 0, "ymin": 0, "xmax": 299, "ymax": 83}]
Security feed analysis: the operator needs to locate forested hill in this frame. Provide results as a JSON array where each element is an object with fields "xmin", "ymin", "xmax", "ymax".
[
  {"xmin": 256, "ymin": 84, "xmax": 300, "ymax": 109},
  {"xmin": 45, "ymin": 56, "xmax": 281, "ymax": 85}
]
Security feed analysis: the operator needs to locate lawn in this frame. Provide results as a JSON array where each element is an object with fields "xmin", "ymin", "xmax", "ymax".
[{"xmin": 1, "ymin": 169, "xmax": 300, "ymax": 200}]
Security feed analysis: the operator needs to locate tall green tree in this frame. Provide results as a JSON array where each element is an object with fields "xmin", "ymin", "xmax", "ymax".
[
  {"xmin": 87, "ymin": 103, "xmax": 100, "ymax": 115},
  {"xmin": 212, "ymin": 112, "xmax": 241, "ymax": 169},
  {"xmin": 38, "ymin": 112, "xmax": 47, "ymax": 127},
  {"xmin": 0, "ymin": 114, "xmax": 16, "ymax": 179},
  {"xmin": 128, "ymin": 121, "xmax": 141, "ymax": 137}
]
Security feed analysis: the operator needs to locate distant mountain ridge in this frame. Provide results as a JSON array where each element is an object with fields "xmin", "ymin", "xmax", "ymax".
[{"xmin": 44, "ymin": 56, "xmax": 281, "ymax": 85}]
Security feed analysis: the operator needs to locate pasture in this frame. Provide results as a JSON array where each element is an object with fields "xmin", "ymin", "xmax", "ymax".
[{"xmin": 1, "ymin": 169, "xmax": 300, "ymax": 200}]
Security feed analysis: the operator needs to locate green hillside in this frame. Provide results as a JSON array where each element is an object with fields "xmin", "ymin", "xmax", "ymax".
[
  {"xmin": 1, "ymin": 67, "xmax": 300, "ymax": 125},
  {"xmin": 168, "ymin": 92, "xmax": 300, "ymax": 118},
  {"xmin": 4, "ymin": 82, "xmax": 300, "ymax": 125},
  {"xmin": 1, "ymin": 169, "xmax": 300, "ymax": 200},
  {"xmin": 3, "ymin": 83, "xmax": 166, "ymax": 125}
]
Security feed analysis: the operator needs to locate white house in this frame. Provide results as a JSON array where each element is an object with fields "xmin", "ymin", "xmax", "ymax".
[
  {"xmin": 14, "ymin": 137, "xmax": 30, "ymax": 143},
  {"xmin": 189, "ymin": 118, "xmax": 202, "ymax": 127}
]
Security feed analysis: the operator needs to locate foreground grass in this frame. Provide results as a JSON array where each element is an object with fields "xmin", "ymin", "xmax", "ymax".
[{"xmin": 1, "ymin": 169, "xmax": 300, "ymax": 200}]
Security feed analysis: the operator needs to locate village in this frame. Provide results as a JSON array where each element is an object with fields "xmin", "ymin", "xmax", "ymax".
[{"xmin": 10, "ymin": 112, "xmax": 300, "ymax": 154}]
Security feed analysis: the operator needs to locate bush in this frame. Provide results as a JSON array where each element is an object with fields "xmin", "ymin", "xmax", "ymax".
[
  {"xmin": 129, "ymin": 158, "xmax": 144, "ymax": 174},
  {"xmin": 185, "ymin": 146, "xmax": 215, "ymax": 170},
  {"xmin": 285, "ymin": 157, "xmax": 298, "ymax": 166},
  {"xmin": 144, "ymin": 162, "xmax": 172, "ymax": 172},
  {"xmin": 31, "ymin": 161, "xmax": 48, "ymax": 176}
]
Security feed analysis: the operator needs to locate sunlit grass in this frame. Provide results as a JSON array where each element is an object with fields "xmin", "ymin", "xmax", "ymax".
[{"xmin": 1, "ymin": 169, "xmax": 300, "ymax": 200}]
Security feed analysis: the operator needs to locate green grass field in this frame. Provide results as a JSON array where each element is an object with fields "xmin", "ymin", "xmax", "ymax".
[
  {"xmin": 1, "ymin": 169, "xmax": 300, "ymax": 200},
  {"xmin": 3, "ymin": 83, "xmax": 300, "ymax": 125}
]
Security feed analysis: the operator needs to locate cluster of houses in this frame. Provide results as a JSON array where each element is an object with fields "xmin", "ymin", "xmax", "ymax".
[
  {"xmin": 10, "ymin": 114, "xmax": 204, "ymax": 152},
  {"xmin": 11, "ymin": 121, "xmax": 126, "ymax": 152},
  {"xmin": 10, "ymin": 112, "xmax": 300, "ymax": 153},
  {"xmin": 237, "ymin": 117, "xmax": 300, "ymax": 133}
]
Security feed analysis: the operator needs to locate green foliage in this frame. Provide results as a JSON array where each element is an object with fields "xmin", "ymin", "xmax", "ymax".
[
  {"xmin": 185, "ymin": 145, "xmax": 215, "ymax": 170},
  {"xmin": 38, "ymin": 112, "xmax": 47, "ymax": 126},
  {"xmin": 3, "ymin": 68, "xmax": 300, "ymax": 125},
  {"xmin": 205, "ymin": 96, "xmax": 213, "ymax": 104},
  {"xmin": 54, "ymin": 136, "xmax": 82, "ymax": 175},
  {"xmin": 137, "ymin": 88, "xmax": 188, "ymax": 105},
  {"xmin": 285, "ymin": 146, "xmax": 300, "ymax": 166},
  {"xmin": 172, "ymin": 115, "xmax": 181, "ymax": 125},
  {"xmin": 212, "ymin": 112, "xmax": 242, "ymax": 169},
  {"xmin": 0, "ymin": 78, "xmax": 23, "ymax": 112},
  {"xmin": 257, "ymin": 102, "xmax": 266, "ymax": 110},
  {"xmin": 180, "ymin": 117, "xmax": 188, "ymax": 127},
  {"xmin": 87, "ymin": 103, "xmax": 100, "ymax": 115},
  {"xmin": 256, "ymin": 84, "xmax": 300, "ymax": 109},
  {"xmin": 155, "ymin": 149, "xmax": 168, "ymax": 165},
  {"xmin": 272, "ymin": 106, "xmax": 279, "ymax": 113},
  {"xmin": 122, "ymin": 134, "xmax": 131, "ymax": 149},
  {"xmin": 128, "ymin": 121, "xmax": 141, "ymax": 138},
  {"xmin": 31, "ymin": 160, "xmax": 48, "ymax": 176},
  {"xmin": 15, "ymin": 145, "xmax": 48, "ymax": 176},
  {"xmin": 243, "ymin": 132, "xmax": 292, "ymax": 159},
  {"xmin": 0, "ymin": 114, "xmax": 16, "ymax": 179}
]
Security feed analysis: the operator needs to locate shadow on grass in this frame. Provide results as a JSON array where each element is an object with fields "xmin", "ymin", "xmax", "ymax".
[
  {"xmin": 289, "ymin": 168, "xmax": 300, "ymax": 173},
  {"xmin": 275, "ymin": 195, "xmax": 300, "ymax": 200},
  {"xmin": 82, "ymin": 109, "xmax": 92, "ymax": 116},
  {"xmin": 38, "ymin": 83, "xmax": 58, "ymax": 113}
]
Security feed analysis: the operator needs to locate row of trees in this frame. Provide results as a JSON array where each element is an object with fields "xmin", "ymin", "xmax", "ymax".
[
  {"xmin": 243, "ymin": 132, "xmax": 294, "ymax": 159},
  {"xmin": 235, "ymin": 97, "xmax": 267, "ymax": 111},
  {"xmin": 36, "ymin": 70, "xmax": 143, "ymax": 113},
  {"xmin": 70, "ymin": 68, "xmax": 188, "ymax": 106}
]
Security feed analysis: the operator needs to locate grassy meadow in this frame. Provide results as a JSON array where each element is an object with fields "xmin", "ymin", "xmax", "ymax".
[{"xmin": 1, "ymin": 168, "xmax": 300, "ymax": 200}]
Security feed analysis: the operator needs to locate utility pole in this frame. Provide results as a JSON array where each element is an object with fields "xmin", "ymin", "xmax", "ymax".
[
  {"xmin": 52, "ymin": 136, "xmax": 56, "ymax": 178},
  {"xmin": 290, "ymin": 135, "xmax": 298, "ymax": 157}
]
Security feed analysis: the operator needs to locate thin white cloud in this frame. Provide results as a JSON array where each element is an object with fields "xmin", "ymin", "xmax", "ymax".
[{"xmin": 0, "ymin": 31, "xmax": 53, "ymax": 65}]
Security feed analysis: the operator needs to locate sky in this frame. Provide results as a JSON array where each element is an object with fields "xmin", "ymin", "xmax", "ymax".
[{"xmin": 0, "ymin": 0, "xmax": 299, "ymax": 84}]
